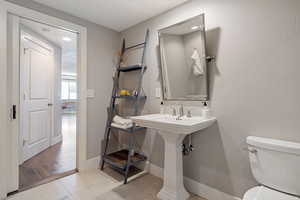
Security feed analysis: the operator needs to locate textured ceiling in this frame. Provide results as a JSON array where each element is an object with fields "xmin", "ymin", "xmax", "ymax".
[{"xmin": 32, "ymin": 0, "xmax": 189, "ymax": 31}]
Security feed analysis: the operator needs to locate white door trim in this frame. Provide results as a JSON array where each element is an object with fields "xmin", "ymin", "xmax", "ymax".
[
  {"xmin": 0, "ymin": 1, "xmax": 88, "ymax": 197},
  {"xmin": 0, "ymin": 3, "xmax": 9, "ymax": 200}
]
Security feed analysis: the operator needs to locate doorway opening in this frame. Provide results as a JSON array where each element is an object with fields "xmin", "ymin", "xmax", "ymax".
[{"xmin": 17, "ymin": 17, "xmax": 78, "ymax": 191}]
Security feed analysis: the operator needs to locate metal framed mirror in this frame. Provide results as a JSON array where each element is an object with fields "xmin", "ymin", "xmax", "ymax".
[{"xmin": 159, "ymin": 14, "xmax": 209, "ymax": 101}]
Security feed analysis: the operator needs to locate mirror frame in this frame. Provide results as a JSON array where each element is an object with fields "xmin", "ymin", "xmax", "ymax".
[{"xmin": 158, "ymin": 14, "xmax": 209, "ymax": 101}]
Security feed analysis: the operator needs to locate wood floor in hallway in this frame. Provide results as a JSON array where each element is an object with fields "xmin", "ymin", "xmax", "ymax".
[{"xmin": 19, "ymin": 114, "xmax": 76, "ymax": 190}]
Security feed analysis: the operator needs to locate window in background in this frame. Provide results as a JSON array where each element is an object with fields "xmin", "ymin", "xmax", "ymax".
[
  {"xmin": 61, "ymin": 79, "xmax": 77, "ymax": 100},
  {"xmin": 69, "ymin": 81, "xmax": 77, "ymax": 99}
]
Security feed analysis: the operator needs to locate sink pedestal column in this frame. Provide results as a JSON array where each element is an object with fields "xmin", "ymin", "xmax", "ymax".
[{"xmin": 157, "ymin": 131, "xmax": 190, "ymax": 200}]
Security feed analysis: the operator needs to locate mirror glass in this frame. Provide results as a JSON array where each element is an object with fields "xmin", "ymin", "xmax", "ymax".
[{"xmin": 159, "ymin": 14, "xmax": 208, "ymax": 101}]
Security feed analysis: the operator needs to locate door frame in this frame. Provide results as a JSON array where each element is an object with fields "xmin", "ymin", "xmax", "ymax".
[{"xmin": 0, "ymin": 1, "xmax": 88, "ymax": 197}]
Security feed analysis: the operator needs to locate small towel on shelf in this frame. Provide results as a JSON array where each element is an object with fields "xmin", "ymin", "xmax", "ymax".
[
  {"xmin": 191, "ymin": 49, "xmax": 204, "ymax": 76},
  {"xmin": 112, "ymin": 115, "xmax": 133, "ymax": 129},
  {"xmin": 111, "ymin": 122, "xmax": 133, "ymax": 129}
]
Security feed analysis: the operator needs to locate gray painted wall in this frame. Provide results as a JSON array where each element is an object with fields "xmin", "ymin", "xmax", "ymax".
[
  {"xmin": 121, "ymin": 0, "xmax": 300, "ymax": 197},
  {"xmin": 162, "ymin": 34, "xmax": 188, "ymax": 98},
  {"xmin": 6, "ymin": 0, "xmax": 121, "ymax": 159}
]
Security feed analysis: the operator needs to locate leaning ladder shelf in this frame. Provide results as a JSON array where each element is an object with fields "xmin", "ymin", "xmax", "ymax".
[{"xmin": 100, "ymin": 29, "xmax": 149, "ymax": 184}]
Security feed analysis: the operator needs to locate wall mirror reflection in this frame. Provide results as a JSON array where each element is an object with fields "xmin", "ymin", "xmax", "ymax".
[{"xmin": 159, "ymin": 14, "xmax": 208, "ymax": 101}]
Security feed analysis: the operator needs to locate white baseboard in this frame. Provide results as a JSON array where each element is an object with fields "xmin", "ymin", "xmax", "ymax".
[
  {"xmin": 149, "ymin": 162, "xmax": 164, "ymax": 178},
  {"xmin": 51, "ymin": 134, "xmax": 62, "ymax": 146},
  {"xmin": 149, "ymin": 164, "xmax": 241, "ymax": 200},
  {"xmin": 80, "ymin": 156, "xmax": 100, "ymax": 171},
  {"xmin": 184, "ymin": 176, "xmax": 241, "ymax": 200}
]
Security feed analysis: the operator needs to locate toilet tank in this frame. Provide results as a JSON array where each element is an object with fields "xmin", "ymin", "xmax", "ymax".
[{"xmin": 247, "ymin": 136, "xmax": 300, "ymax": 196}]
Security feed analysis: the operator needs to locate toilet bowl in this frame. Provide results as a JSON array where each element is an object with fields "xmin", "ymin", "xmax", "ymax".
[
  {"xmin": 243, "ymin": 136, "xmax": 300, "ymax": 200},
  {"xmin": 243, "ymin": 186, "xmax": 299, "ymax": 200}
]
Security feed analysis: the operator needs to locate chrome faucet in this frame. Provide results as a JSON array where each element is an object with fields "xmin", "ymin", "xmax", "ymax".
[
  {"xmin": 186, "ymin": 110, "xmax": 192, "ymax": 118},
  {"xmin": 179, "ymin": 104, "xmax": 184, "ymax": 117},
  {"xmin": 176, "ymin": 104, "xmax": 184, "ymax": 120},
  {"xmin": 172, "ymin": 106, "xmax": 177, "ymax": 116}
]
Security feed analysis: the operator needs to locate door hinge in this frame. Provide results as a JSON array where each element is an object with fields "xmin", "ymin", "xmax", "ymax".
[{"xmin": 23, "ymin": 48, "xmax": 28, "ymax": 54}]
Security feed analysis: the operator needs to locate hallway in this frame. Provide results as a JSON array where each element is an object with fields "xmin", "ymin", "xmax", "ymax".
[{"xmin": 19, "ymin": 114, "xmax": 76, "ymax": 190}]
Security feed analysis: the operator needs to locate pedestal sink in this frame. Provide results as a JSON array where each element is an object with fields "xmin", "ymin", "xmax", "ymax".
[{"xmin": 131, "ymin": 114, "xmax": 216, "ymax": 200}]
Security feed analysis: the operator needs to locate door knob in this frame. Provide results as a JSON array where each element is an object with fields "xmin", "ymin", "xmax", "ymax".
[{"xmin": 48, "ymin": 103, "xmax": 53, "ymax": 106}]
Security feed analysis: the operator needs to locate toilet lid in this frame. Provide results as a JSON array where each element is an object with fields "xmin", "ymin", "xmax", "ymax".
[{"xmin": 243, "ymin": 186, "xmax": 299, "ymax": 200}]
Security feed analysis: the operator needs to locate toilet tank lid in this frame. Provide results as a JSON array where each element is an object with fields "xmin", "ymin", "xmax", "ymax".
[{"xmin": 247, "ymin": 136, "xmax": 300, "ymax": 155}]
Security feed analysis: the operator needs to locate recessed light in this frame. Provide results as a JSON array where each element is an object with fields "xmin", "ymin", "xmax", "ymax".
[
  {"xmin": 62, "ymin": 37, "xmax": 72, "ymax": 42},
  {"xmin": 191, "ymin": 26, "xmax": 200, "ymax": 30}
]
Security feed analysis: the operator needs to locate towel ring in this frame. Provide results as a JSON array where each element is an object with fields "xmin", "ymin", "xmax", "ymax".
[{"xmin": 206, "ymin": 56, "xmax": 216, "ymax": 62}]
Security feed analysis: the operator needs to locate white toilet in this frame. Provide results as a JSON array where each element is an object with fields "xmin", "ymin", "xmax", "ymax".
[{"xmin": 244, "ymin": 136, "xmax": 300, "ymax": 200}]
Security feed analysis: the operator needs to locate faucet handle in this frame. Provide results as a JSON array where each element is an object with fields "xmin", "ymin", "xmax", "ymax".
[
  {"xmin": 172, "ymin": 107, "xmax": 177, "ymax": 116},
  {"xmin": 187, "ymin": 110, "xmax": 192, "ymax": 118},
  {"xmin": 179, "ymin": 104, "xmax": 184, "ymax": 116}
]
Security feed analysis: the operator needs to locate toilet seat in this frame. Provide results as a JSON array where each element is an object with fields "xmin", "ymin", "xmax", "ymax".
[{"xmin": 243, "ymin": 186, "xmax": 300, "ymax": 200}]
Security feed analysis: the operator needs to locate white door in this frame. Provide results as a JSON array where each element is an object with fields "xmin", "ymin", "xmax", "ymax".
[{"xmin": 20, "ymin": 34, "xmax": 53, "ymax": 162}]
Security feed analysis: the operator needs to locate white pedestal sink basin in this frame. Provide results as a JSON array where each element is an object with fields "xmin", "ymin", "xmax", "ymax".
[{"xmin": 131, "ymin": 114, "xmax": 216, "ymax": 200}]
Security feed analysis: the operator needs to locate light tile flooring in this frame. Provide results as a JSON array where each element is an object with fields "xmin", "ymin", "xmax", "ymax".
[
  {"xmin": 9, "ymin": 169, "xmax": 206, "ymax": 200},
  {"xmin": 10, "ymin": 169, "xmax": 121, "ymax": 200}
]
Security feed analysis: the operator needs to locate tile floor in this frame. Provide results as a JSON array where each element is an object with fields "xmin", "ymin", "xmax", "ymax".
[
  {"xmin": 9, "ymin": 169, "xmax": 120, "ymax": 200},
  {"xmin": 97, "ymin": 173, "xmax": 206, "ymax": 200},
  {"xmin": 9, "ymin": 169, "xmax": 206, "ymax": 200}
]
